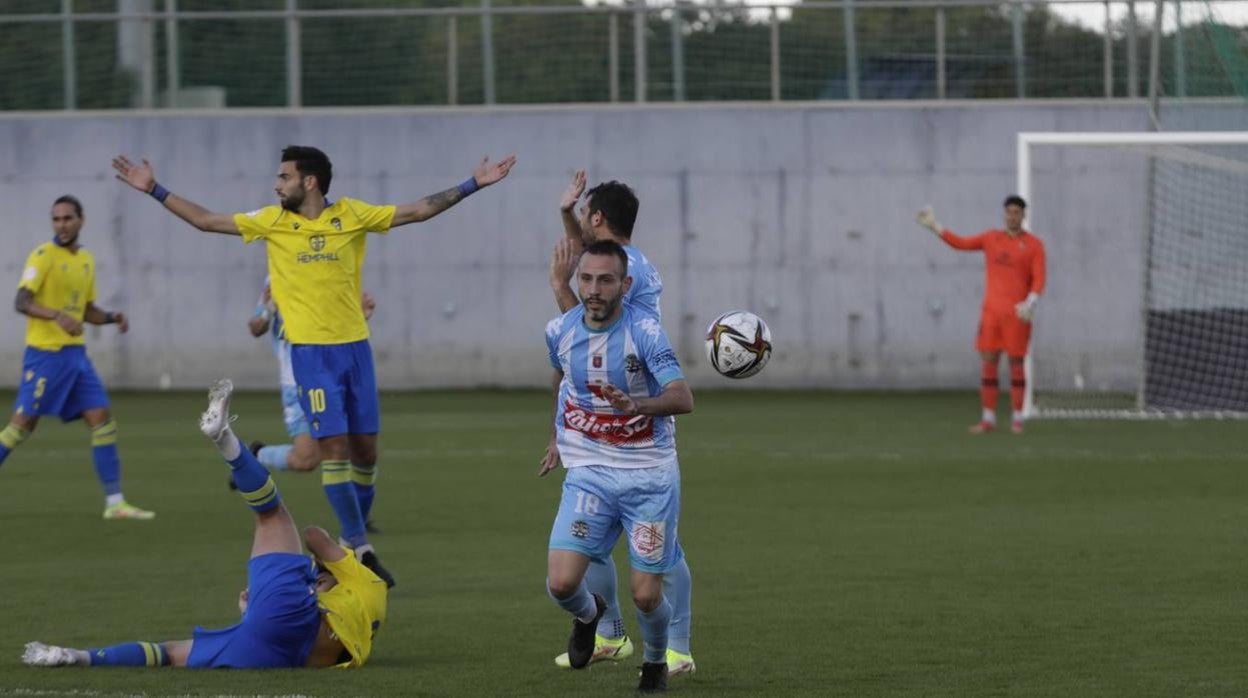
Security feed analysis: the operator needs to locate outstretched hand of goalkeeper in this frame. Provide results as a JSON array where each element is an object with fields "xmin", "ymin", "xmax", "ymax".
[{"xmin": 916, "ymin": 206, "xmax": 942, "ymax": 235}]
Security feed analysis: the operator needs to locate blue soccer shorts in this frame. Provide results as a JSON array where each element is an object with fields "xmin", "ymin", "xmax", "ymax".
[
  {"xmin": 289, "ymin": 340, "xmax": 379, "ymax": 439},
  {"xmin": 14, "ymin": 346, "xmax": 109, "ymax": 422},
  {"xmin": 549, "ymin": 461, "xmax": 683, "ymax": 574},
  {"xmin": 186, "ymin": 552, "xmax": 322, "ymax": 669}
]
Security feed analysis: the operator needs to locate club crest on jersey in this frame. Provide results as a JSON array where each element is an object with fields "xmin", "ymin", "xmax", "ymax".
[
  {"xmin": 298, "ymin": 234, "xmax": 339, "ymax": 264},
  {"xmin": 309, "ymin": 235, "xmax": 326, "ymax": 251},
  {"xmin": 331, "ymin": 217, "xmax": 342, "ymax": 231},
  {"xmin": 625, "ymin": 354, "xmax": 642, "ymax": 373},
  {"xmin": 592, "ymin": 355, "xmax": 603, "ymax": 368}
]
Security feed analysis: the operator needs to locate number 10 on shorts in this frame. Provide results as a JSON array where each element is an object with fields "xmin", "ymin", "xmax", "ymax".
[{"xmin": 307, "ymin": 388, "xmax": 326, "ymax": 414}]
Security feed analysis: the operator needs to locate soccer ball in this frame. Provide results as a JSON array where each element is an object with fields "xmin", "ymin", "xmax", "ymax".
[{"xmin": 705, "ymin": 311, "xmax": 772, "ymax": 379}]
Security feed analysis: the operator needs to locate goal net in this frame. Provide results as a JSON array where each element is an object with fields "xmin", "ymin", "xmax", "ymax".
[{"xmin": 1019, "ymin": 131, "xmax": 1248, "ymax": 419}]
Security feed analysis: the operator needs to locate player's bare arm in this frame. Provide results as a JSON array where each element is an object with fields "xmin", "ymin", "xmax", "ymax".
[
  {"xmin": 15, "ymin": 288, "xmax": 83, "ymax": 336},
  {"xmin": 83, "ymin": 302, "xmax": 129, "ymax": 334},
  {"xmin": 112, "ymin": 156, "xmax": 241, "ymax": 236},
  {"xmin": 538, "ymin": 369, "xmax": 563, "ymax": 477},
  {"xmin": 602, "ymin": 380, "xmax": 694, "ymax": 417},
  {"xmin": 390, "ymin": 155, "xmax": 517, "ymax": 227},
  {"xmin": 303, "ymin": 525, "xmax": 348, "ymax": 563},
  {"xmin": 559, "ymin": 169, "xmax": 587, "ymax": 251},
  {"xmin": 549, "ymin": 239, "xmax": 579, "ymax": 313}
]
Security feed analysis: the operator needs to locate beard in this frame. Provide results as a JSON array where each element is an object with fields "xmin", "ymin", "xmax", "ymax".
[
  {"xmin": 584, "ymin": 296, "xmax": 619, "ymax": 322},
  {"xmin": 280, "ymin": 187, "xmax": 306, "ymax": 212}
]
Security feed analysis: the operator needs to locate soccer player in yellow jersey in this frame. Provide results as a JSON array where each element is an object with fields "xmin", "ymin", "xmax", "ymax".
[
  {"xmin": 23, "ymin": 379, "xmax": 388, "ymax": 670},
  {"xmin": 112, "ymin": 146, "xmax": 516, "ymax": 586},
  {"xmin": 0, "ymin": 196, "xmax": 154, "ymax": 520}
]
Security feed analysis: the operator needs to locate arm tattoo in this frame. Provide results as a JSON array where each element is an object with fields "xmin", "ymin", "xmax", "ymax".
[
  {"xmin": 14, "ymin": 288, "xmax": 33, "ymax": 314},
  {"xmin": 419, "ymin": 187, "xmax": 463, "ymax": 217}
]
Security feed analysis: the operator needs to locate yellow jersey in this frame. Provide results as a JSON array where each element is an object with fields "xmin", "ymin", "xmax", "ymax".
[
  {"xmin": 233, "ymin": 197, "xmax": 395, "ymax": 345},
  {"xmin": 317, "ymin": 547, "xmax": 389, "ymax": 669},
  {"xmin": 18, "ymin": 242, "xmax": 96, "ymax": 351}
]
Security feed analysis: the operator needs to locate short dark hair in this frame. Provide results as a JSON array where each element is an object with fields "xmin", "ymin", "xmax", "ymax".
[
  {"xmin": 281, "ymin": 145, "xmax": 333, "ymax": 196},
  {"xmin": 1004, "ymin": 195, "xmax": 1027, "ymax": 209},
  {"xmin": 583, "ymin": 239, "xmax": 629, "ymax": 277},
  {"xmin": 585, "ymin": 181, "xmax": 639, "ymax": 239},
  {"xmin": 52, "ymin": 195, "xmax": 83, "ymax": 218}
]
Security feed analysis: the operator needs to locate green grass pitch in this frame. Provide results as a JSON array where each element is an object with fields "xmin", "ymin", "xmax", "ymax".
[{"xmin": 0, "ymin": 389, "xmax": 1246, "ymax": 697}]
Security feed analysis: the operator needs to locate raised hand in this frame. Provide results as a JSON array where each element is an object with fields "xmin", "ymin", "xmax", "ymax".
[
  {"xmin": 549, "ymin": 238, "xmax": 578, "ymax": 289},
  {"xmin": 112, "ymin": 155, "xmax": 156, "ymax": 194},
  {"xmin": 601, "ymin": 384, "xmax": 638, "ymax": 415},
  {"xmin": 916, "ymin": 206, "xmax": 941, "ymax": 234},
  {"xmin": 559, "ymin": 169, "xmax": 587, "ymax": 212},
  {"xmin": 473, "ymin": 155, "xmax": 518, "ymax": 188}
]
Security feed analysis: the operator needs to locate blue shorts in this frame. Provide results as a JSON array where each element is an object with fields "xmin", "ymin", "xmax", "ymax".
[
  {"xmin": 186, "ymin": 553, "xmax": 321, "ymax": 669},
  {"xmin": 280, "ymin": 385, "xmax": 310, "ymax": 438},
  {"xmin": 14, "ymin": 346, "xmax": 109, "ymax": 422},
  {"xmin": 549, "ymin": 461, "xmax": 683, "ymax": 574},
  {"xmin": 290, "ymin": 340, "xmax": 379, "ymax": 439}
]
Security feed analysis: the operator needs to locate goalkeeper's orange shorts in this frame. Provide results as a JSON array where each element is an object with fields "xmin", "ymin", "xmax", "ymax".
[{"xmin": 975, "ymin": 307, "xmax": 1031, "ymax": 357}]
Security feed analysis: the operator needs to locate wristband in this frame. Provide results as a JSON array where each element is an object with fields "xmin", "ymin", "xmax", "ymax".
[
  {"xmin": 258, "ymin": 308, "xmax": 271, "ymax": 322},
  {"xmin": 149, "ymin": 182, "xmax": 171, "ymax": 204},
  {"xmin": 105, "ymin": 312, "xmax": 117, "ymax": 324},
  {"xmin": 457, "ymin": 177, "xmax": 480, "ymax": 198}
]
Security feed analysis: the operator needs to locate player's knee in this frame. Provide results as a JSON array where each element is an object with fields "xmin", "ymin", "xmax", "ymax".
[
  {"xmin": 10, "ymin": 414, "xmax": 38, "ymax": 433},
  {"xmin": 290, "ymin": 449, "xmax": 320, "ymax": 472},
  {"xmin": 632, "ymin": 586, "xmax": 663, "ymax": 612},
  {"xmin": 546, "ymin": 575, "xmax": 581, "ymax": 600}
]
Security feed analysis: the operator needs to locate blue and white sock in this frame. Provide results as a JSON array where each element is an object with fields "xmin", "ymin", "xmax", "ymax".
[
  {"xmin": 547, "ymin": 578, "xmax": 599, "ymax": 623},
  {"xmin": 636, "ymin": 595, "xmax": 673, "ymax": 663},
  {"xmin": 257, "ymin": 444, "xmax": 292, "ymax": 470},
  {"xmin": 585, "ymin": 556, "xmax": 626, "ymax": 639},
  {"xmin": 664, "ymin": 555, "xmax": 693, "ymax": 654}
]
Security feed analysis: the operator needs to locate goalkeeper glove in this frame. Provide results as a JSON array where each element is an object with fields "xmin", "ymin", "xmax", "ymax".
[
  {"xmin": 916, "ymin": 206, "xmax": 942, "ymax": 235},
  {"xmin": 1016, "ymin": 292, "xmax": 1040, "ymax": 321}
]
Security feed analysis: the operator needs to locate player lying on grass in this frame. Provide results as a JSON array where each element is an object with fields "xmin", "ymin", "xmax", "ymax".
[{"xmin": 22, "ymin": 379, "xmax": 388, "ymax": 669}]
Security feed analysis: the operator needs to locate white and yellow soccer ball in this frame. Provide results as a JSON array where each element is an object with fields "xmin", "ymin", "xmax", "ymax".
[{"xmin": 705, "ymin": 310, "xmax": 772, "ymax": 379}]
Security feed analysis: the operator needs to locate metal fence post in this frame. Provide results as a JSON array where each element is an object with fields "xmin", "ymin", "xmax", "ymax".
[
  {"xmin": 936, "ymin": 6, "xmax": 946, "ymax": 99},
  {"xmin": 634, "ymin": 0, "xmax": 647, "ymax": 103},
  {"xmin": 482, "ymin": 0, "xmax": 496, "ymax": 105},
  {"xmin": 770, "ymin": 6, "xmax": 780, "ymax": 102},
  {"xmin": 286, "ymin": 0, "xmax": 302, "ymax": 107},
  {"xmin": 1012, "ymin": 0, "xmax": 1026, "ymax": 98},
  {"xmin": 1127, "ymin": 0, "xmax": 1139, "ymax": 97},
  {"xmin": 1104, "ymin": 0, "xmax": 1113, "ymax": 97},
  {"xmin": 670, "ymin": 5, "xmax": 685, "ymax": 101},
  {"xmin": 609, "ymin": 12, "xmax": 620, "ymax": 102},
  {"xmin": 165, "ymin": 0, "xmax": 180, "ymax": 102},
  {"xmin": 844, "ymin": 0, "xmax": 859, "ymax": 100},
  {"xmin": 1173, "ymin": 0, "xmax": 1185, "ymax": 97},
  {"xmin": 448, "ymin": 15, "xmax": 458, "ymax": 105},
  {"xmin": 61, "ymin": 0, "xmax": 76, "ymax": 109}
]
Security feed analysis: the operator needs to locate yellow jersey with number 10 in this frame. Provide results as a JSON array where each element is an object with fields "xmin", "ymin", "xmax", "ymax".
[
  {"xmin": 234, "ymin": 197, "xmax": 395, "ymax": 345},
  {"xmin": 18, "ymin": 242, "xmax": 97, "ymax": 350}
]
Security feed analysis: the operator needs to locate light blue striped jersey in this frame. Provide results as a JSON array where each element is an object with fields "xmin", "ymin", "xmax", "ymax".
[
  {"xmin": 623, "ymin": 244, "xmax": 662, "ymax": 318},
  {"xmin": 545, "ymin": 303, "xmax": 684, "ymax": 469}
]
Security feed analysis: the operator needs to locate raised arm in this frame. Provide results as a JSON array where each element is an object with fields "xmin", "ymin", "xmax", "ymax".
[
  {"xmin": 549, "ymin": 239, "xmax": 580, "ymax": 313},
  {"xmin": 390, "ymin": 155, "xmax": 517, "ymax": 227},
  {"xmin": 916, "ymin": 206, "xmax": 985, "ymax": 250},
  {"xmin": 558, "ymin": 169, "xmax": 587, "ymax": 252},
  {"xmin": 112, "ymin": 156, "xmax": 240, "ymax": 236}
]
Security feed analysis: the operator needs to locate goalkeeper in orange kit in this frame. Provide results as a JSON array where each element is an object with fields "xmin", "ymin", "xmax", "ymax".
[{"xmin": 917, "ymin": 195, "xmax": 1046, "ymax": 434}]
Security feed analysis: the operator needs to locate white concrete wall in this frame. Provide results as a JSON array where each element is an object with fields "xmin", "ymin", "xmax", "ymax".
[{"xmin": 1, "ymin": 100, "xmax": 1244, "ymax": 389}]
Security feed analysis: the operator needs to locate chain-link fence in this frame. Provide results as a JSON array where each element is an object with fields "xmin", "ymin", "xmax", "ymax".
[{"xmin": 1, "ymin": 0, "xmax": 1245, "ymax": 110}]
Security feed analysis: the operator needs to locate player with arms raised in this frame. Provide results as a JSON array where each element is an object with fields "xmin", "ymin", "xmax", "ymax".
[
  {"xmin": 541, "ymin": 240, "xmax": 694, "ymax": 693},
  {"xmin": 917, "ymin": 195, "xmax": 1047, "ymax": 434},
  {"xmin": 112, "ymin": 146, "xmax": 516, "ymax": 585}
]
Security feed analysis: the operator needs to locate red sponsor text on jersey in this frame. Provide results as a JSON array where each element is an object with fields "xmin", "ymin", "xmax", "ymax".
[{"xmin": 563, "ymin": 401, "xmax": 654, "ymax": 445}]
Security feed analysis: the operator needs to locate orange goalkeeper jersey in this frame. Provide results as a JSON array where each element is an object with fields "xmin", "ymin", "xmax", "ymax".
[{"xmin": 940, "ymin": 228, "xmax": 1046, "ymax": 313}]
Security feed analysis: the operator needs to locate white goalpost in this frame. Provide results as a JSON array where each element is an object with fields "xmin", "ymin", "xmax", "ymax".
[{"xmin": 1018, "ymin": 131, "xmax": 1248, "ymax": 419}]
